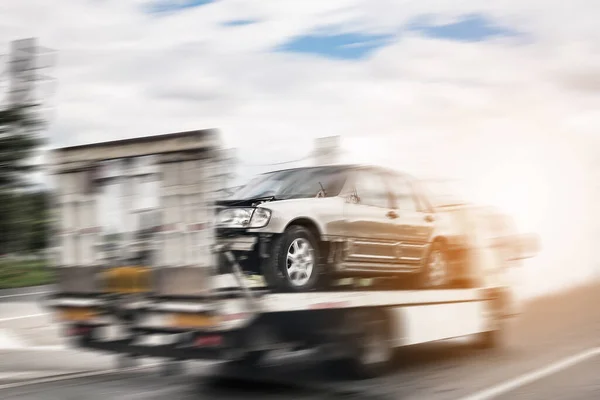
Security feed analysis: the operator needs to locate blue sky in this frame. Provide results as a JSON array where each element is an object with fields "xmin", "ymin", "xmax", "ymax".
[
  {"xmin": 147, "ymin": 0, "xmax": 214, "ymax": 14},
  {"xmin": 146, "ymin": 2, "xmax": 520, "ymax": 60},
  {"xmin": 278, "ymin": 32, "xmax": 395, "ymax": 60},
  {"xmin": 221, "ymin": 19, "xmax": 258, "ymax": 27},
  {"xmin": 277, "ymin": 14, "xmax": 519, "ymax": 60},
  {"xmin": 408, "ymin": 13, "xmax": 520, "ymax": 42}
]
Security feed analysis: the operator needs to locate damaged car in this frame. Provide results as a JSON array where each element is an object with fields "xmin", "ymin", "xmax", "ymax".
[{"xmin": 216, "ymin": 165, "xmax": 536, "ymax": 292}]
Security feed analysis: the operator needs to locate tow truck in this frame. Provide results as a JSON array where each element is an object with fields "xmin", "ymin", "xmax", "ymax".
[{"xmin": 45, "ymin": 129, "xmax": 539, "ymax": 378}]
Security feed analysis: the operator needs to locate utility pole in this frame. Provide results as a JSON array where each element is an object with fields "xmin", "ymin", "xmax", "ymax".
[
  {"xmin": 5, "ymin": 38, "xmax": 56, "ymax": 107},
  {"xmin": 7, "ymin": 38, "xmax": 37, "ymax": 106}
]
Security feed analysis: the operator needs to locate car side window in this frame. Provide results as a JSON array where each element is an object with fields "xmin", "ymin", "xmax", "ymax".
[
  {"xmin": 353, "ymin": 171, "xmax": 391, "ymax": 208},
  {"xmin": 389, "ymin": 174, "xmax": 418, "ymax": 211}
]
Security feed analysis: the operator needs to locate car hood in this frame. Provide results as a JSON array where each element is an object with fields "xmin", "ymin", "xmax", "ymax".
[
  {"xmin": 216, "ymin": 194, "xmax": 330, "ymax": 208},
  {"xmin": 216, "ymin": 196, "xmax": 342, "ymax": 216}
]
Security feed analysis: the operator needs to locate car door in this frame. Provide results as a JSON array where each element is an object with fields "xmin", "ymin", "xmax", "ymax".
[
  {"xmin": 387, "ymin": 172, "xmax": 435, "ymax": 266},
  {"xmin": 343, "ymin": 168, "xmax": 399, "ymax": 265}
]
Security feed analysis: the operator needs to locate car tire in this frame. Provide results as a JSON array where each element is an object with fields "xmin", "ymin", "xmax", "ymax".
[
  {"xmin": 261, "ymin": 225, "xmax": 323, "ymax": 292},
  {"xmin": 449, "ymin": 247, "xmax": 479, "ymax": 289},
  {"xmin": 418, "ymin": 240, "xmax": 452, "ymax": 289}
]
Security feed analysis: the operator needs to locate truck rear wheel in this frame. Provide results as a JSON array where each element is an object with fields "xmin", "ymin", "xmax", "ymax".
[
  {"xmin": 474, "ymin": 329, "xmax": 502, "ymax": 349},
  {"xmin": 474, "ymin": 313, "xmax": 505, "ymax": 349},
  {"xmin": 230, "ymin": 349, "xmax": 265, "ymax": 367},
  {"xmin": 262, "ymin": 225, "xmax": 324, "ymax": 292},
  {"xmin": 474, "ymin": 292, "xmax": 506, "ymax": 349},
  {"xmin": 340, "ymin": 308, "xmax": 393, "ymax": 379},
  {"xmin": 160, "ymin": 359, "xmax": 185, "ymax": 376},
  {"xmin": 116, "ymin": 354, "xmax": 138, "ymax": 369}
]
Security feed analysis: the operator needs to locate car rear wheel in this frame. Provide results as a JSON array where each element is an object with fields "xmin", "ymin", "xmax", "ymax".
[
  {"xmin": 419, "ymin": 241, "xmax": 451, "ymax": 289},
  {"xmin": 262, "ymin": 225, "xmax": 324, "ymax": 292}
]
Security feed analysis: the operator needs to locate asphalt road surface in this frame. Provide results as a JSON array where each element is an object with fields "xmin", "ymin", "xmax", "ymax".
[{"xmin": 0, "ymin": 282, "xmax": 598, "ymax": 400}]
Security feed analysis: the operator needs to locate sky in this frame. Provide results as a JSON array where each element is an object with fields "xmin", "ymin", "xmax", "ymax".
[{"xmin": 2, "ymin": 0, "xmax": 600, "ymax": 295}]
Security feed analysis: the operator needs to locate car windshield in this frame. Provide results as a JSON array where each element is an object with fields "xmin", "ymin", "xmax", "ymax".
[{"xmin": 230, "ymin": 166, "xmax": 348, "ymax": 200}]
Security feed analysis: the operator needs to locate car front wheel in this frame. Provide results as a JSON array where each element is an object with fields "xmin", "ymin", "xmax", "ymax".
[{"xmin": 262, "ymin": 225, "xmax": 323, "ymax": 292}]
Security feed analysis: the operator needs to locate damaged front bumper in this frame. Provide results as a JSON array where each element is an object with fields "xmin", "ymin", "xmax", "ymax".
[
  {"xmin": 216, "ymin": 231, "xmax": 277, "ymax": 275},
  {"xmin": 218, "ymin": 235, "xmax": 257, "ymax": 252}
]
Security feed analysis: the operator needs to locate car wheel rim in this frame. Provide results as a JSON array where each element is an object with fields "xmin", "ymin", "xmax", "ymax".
[
  {"xmin": 286, "ymin": 238, "xmax": 315, "ymax": 287},
  {"xmin": 428, "ymin": 248, "xmax": 447, "ymax": 287}
]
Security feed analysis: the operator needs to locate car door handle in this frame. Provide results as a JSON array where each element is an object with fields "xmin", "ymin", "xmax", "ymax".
[{"xmin": 386, "ymin": 210, "xmax": 398, "ymax": 219}]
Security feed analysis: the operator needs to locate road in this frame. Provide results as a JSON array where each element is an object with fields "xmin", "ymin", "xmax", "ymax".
[{"xmin": 0, "ymin": 283, "xmax": 598, "ymax": 400}]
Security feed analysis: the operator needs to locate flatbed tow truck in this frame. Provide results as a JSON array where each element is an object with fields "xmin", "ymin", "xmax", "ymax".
[{"xmin": 44, "ymin": 129, "xmax": 537, "ymax": 379}]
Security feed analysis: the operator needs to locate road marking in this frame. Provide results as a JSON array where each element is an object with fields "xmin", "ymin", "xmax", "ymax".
[
  {"xmin": 0, "ymin": 345, "xmax": 67, "ymax": 351},
  {"xmin": 460, "ymin": 347, "xmax": 600, "ymax": 400},
  {"xmin": 30, "ymin": 345, "xmax": 66, "ymax": 350},
  {"xmin": 0, "ymin": 291, "xmax": 51, "ymax": 299},
  {"xmin": 0, "ymin": 372, "xmax": 74, "ymax": 380},
  {"xmin": 0, "ymin": 313, "xmax": 48, "ymax": 323},
  {"xmin": 0, "ymin": 363, "xmax": 160, "ymax": 391}
]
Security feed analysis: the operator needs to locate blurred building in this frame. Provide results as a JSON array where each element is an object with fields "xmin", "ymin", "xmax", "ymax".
[{"xmin": 217, "ymin": 148, "xmax": 237, "ymax": 190}]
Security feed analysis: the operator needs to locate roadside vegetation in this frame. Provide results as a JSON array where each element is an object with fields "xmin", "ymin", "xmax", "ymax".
[{"xmin": 0, "ymin": 258, "xmax": 54, "ymax": 289}]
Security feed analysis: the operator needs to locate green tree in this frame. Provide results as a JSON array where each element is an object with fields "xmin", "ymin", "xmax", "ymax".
[
  {"xmin": 0, "ymin": 39, "xmax": 53, "ymax": 257},
  {"xmin": 0, "ymin": 104, "xmax": 43, "ymax": 188},
  {"xmin": 0, "ymin": 104, "xmax": 45, "ymax": 255},
  {"xmin": 27, "ymin": 190, "xmax": 50, "ymax": 252}
]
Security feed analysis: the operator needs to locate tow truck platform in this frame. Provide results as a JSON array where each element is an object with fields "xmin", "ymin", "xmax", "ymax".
[
  {"xmin": 46, "ymin": 271, "xmax": 506, "ymax": 378},
  {"xmin": 44, "ymin": 129, "xmax": 515, "ymax": 379}
]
